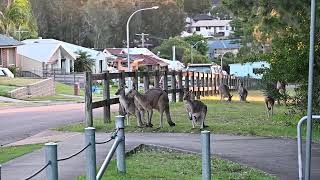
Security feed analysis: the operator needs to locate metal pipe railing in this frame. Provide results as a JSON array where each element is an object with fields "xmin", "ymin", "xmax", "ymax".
[
  {"xmin": 96, "ymin": 116, "xmax": 125, "ymax": 180},
  {"xmin": 297, "ymin": 115, "xmax": 320, "ymax": 180}
]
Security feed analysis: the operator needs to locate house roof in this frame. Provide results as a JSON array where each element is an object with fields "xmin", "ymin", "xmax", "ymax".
[
  {"xmin": 193, "ymin": 14, "xmax": 215, "ymax": 21},
  {"xmin": 17, "ymin": 43, "xmax": 79, "ymax": 63},
  {"xmin": 104, "ymin": 47, "xmax": 157, "ymax": 57},
  {"xmin": 131, "ymin": 54, "xmax": 168, "ymax": 67},
  {"xmin": 22, "ymin": 39, "xmax": 113, "ymax": 60},
  {"xmin": 192, "ymin": 20, "xmax": 231, "ymax": 27},
  {"xmin": 0, "ymin": 34, "xmax": 23, "ymax": 47},
  {"xmin": 104, "ymin": 48, "xmax": 124, "ymax": 55},
  {"xmin": 208, "ymin": 39, "xmax": 241, "ymax": 49}
]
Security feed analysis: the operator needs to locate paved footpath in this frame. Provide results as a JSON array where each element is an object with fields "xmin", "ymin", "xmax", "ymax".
[{"xmin": 2, "ymin": 132, "xmax": 320, "ymax": 180}]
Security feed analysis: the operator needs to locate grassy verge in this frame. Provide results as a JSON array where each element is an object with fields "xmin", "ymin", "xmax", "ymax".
[
  {"xmin": 0, "ymin": 85, "xmax": 16, "ymax": 97},
  {"xmin": 0, "ymin": 77, "xmax": 40, "ymax": 87},
  {"xmin": 0, "ymin": 144, "xmax": 42, "ymax": 164},
  {"xmin": 55, "ymin": 99, "xmax": 320, "ymax": 141},
  {"xmin": 77, "ymin": 149, "xmax": 276, "ymax": 180}
]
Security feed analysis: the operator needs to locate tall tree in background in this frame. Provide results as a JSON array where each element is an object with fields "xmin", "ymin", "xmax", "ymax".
[
  {"xmin": 223, "ymin": 0, "xmax": 320, "ymax": 112},
  {"xmin": 30, "ymin": 0, "xmax": 185, "ymax": 48},
  {"xmin": 0, "ymin": 0, "xmax": 37, "ymax": 39},
  {"xmin": 183, "ymin": 0, "xmax": 211, "ymax": 16}
]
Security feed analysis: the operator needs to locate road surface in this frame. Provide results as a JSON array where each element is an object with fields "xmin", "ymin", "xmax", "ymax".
[{"xmin": 0, "ymin": 103, "xmax": 118, "ymax": 146}]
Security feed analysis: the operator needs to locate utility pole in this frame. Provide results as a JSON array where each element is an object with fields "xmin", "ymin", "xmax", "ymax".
[
  {"xmin": 15, "ymin": 28, "xmax": 28, "ymax": 41},
  {"xmin": 136, "ymin": 33, "xmax": 149, "ymax": 48}
]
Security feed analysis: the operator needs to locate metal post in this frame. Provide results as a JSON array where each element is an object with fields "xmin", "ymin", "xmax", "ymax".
[
  {"xmin": 201, "ymin": 131, "xmax": 211, "ymax": 180},
  {"xmin": 85, "ymin": 127, "xmax": 96, "ymax": 180},
  {"xmin": 45, "ymin": 142, "xmax": 58, "ymax": 180},
  {"xmin": 305, "ymin": 0, "xmax": 317, "ymax": 179},
  {"xmin": 116, "ymin": 116, "xmax": 126, "ymax": 173}
]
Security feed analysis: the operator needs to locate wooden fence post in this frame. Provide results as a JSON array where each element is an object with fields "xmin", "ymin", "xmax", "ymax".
[
  {"xmin": 201, "ymin": 73, "xmax": 205, "ymax": 97},
  {"xmin": 144, "ymin": 71, "xmax": 150, "ymax": 92},
  {"xmin": 154, "ymin": 70, "xmax": 160, "ymax": 88},
  {"xmin": 85, "ymin": 71, "xmax": 93, "ymax": 127},
  {"xmin": 103, "ymin": 72, "xmax": 111, "ymax": 124},
  {"xmin": 119, "ymin": 72, "xmax": 125, "ymax": 114},
  {"xmin": 133, "ymin": 71, "xmax": 139, "ymax": 90},
  {"xmin": 178, "ymin": 70, "xmax": 183, "ymax": 102},
  {"xmin": 196, "ymin": 72, "xmax": 201, "ymax": 99},
  {"xmin": 209, "ymin": 73, "xmax": 213, "ymax": 96},
  {"xmin": 185, "ymin": 71, "xmax": 190, "ymax": 92},
  {"xmin": 163, "ymin": 70, "xmax": 168, "ymax": 91},
  {"xmin": 171, "ymin": 70, "xmax": 176, "ymax": 102},
  {"xmin": 191, "ymin": 71, "xmax": 195, "ymax": 100},
  {"xmin": 213, "ymin": 74, "xmax": 217, "ymax": 95}
]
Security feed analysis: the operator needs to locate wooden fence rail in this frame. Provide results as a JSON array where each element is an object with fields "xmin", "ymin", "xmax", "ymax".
[{"xmin": 85, "ymin": 70, "xmax": 260, "ymax": 126}]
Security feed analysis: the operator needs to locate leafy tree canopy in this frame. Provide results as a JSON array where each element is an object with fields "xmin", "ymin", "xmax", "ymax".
[{"xmin": 152, "ymin": 36, "xmax": 210, "ymax": 64}]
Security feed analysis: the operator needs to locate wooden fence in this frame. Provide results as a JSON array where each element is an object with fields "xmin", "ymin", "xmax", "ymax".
[{"xmin": 84, "ymin": 70, "xmax": 260, "ymax": 126}]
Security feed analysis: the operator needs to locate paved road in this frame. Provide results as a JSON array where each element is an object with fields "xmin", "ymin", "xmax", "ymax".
[
  {"xmin": 2, "ymin": 132, "xmax": 320, "ymax": 180},
  {"xmin": 0, "ymin": 103, "xmax": 118, "ymax": 146}
]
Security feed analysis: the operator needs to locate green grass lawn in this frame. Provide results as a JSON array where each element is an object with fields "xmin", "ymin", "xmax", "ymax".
[
  {"xmin": 0, "ymin": 144, "xmax": 42, "ymax": 164},
  {"xmin": 0, "ymin": 77, "xmax": 41, "ymax": 87},
  {"xmin": 77, "ymin": 149, "xmax": 276, "ymax": 180},
  {"xmin": 55, "ymin": 99, "xmax": 320, "ymax": 142},
  {"xmin": 0, "ymin": 85, "xmax": 17, "ymax": 97}
]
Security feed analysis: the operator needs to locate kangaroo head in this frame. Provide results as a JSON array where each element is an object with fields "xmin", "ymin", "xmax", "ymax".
[
  {"xmin": 115, "ymin": 85, "xmax": 126, "ymax": 96},
  {"xmin": 183, "ymin": 90, "xmax": 192, "ymax": 100}
]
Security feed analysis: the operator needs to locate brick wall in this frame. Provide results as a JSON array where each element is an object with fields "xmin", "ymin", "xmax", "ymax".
[
  {"xmin": 1, "ymin": 48, "xmax": 8, "ymax": 67},
  {"xmin": 10, "ymin": 78, "xmax": 55, "ymax": 99}
]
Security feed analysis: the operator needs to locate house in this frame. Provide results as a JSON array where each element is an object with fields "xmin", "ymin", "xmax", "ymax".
[
  {"xmin": 207, "ymin": 39, "xmax": 241, "ymax": 59},
  {"xmin": 17, "ymin": 38, "xmax": 114, "ymax": 77},
  {"xmin": 229, "ymin": 61, "xmax": 270, "ymax": 79},
  {"xmin": 0, "ymin": 34, "xmax": 23, "ymax": 68},
  {"xmin": 103, "ymin": 48, "xmax": 170, "ymax": 71},
  {"xmin": 190, "ymin": 19, "xmax": 233, "ymax": 37}
]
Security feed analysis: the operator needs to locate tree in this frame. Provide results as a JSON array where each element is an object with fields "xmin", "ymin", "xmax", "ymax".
[
  {"xmin": 183, "ymin": 0, "xmax": 211, "ymax": 16},
  {"xmin": 74, "ymin": 50, "xmax": 94, "ymax": 72},
  {"xmin": 183, "ymin": 34, "xmax": 208, "ymax": 55},
  {"xmin": 152, "ymin": 36, "xmax": 209, "ymax": 64},
  {"xmin": 223, "ymin": 0, "xmax": 320, "ymax": 113},
  {"xmin": 0, "ymin": 0, "xmax": 37, "ymax": 39}
]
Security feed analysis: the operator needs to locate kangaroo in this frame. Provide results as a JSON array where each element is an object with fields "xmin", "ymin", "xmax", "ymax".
[
  {"xmin": 238, "ymin": 82, "xmax": 248, "ymax": 102},
  {"xmin": 265, "ymin": 96, "xmax": 275, "ymax": 117},
  {"xmin": 218, "ymin": 84, "xmax": 233, "ymax": 102},
  {"xmin": 128, "ymin": 88, "xmax": 175, "ymax": 128},
  {"xmin": 183, "ymin": 90, "xmax": 207, "ymax": 129},
  {"xmin": 276, "ymin": 81, "xmax": 287, "ymax": 105},
  {"xmin": 115, "ymin": 86, "xmax": 144, "ymax": 127}
]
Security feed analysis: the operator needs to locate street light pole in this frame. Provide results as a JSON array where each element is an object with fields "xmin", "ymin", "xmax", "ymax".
[
  {"xmin": 126, "ymin": 6, "xmax": 159, "ymax": 89},
  {"xmin": 190, "ymin": 40, "xmax": 204, "ymax": 64}
]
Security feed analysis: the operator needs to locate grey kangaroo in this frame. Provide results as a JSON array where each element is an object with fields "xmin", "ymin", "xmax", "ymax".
[
  {"xmin": 115, "ymin": 86, "xmax": 144, "ymax": 127},
  {"xmin": 218, "ymin": 84, "xmax": 233, "ymax": 102},
  {"xmin": 238, "ymin": 82, "xmax": 248, "ymax": 102},
  {"xmin": 265, "ymin": 96, "xmax": 275, "ymax": 117},
  {"xmin": 128, "ymin": 88, "xmax": 175, "ymax": 128},
  {"xmin": 183, "ymin": 90, "xmax": 207, "ymax": 129}
]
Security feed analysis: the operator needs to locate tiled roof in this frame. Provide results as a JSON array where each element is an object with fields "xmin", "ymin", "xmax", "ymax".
[
  {"xmin": 208, "ymin": 39, "xmax": 241, "ymax": 49},
  {"xmin": 193, "ymin": 14, "xmax": 214, "ymax": 21},
  {"xmin": 132, "ymin": 54, "xmax": 168, "ymax": 66},
  {"xmin": 0, "ymin": 34, "xmax": 23, "ymax": 47},
  {"xmin": 105, "ymin": 48, "xmax": 124, "ymax": 55},
  {"xmin": 192, "ymin": 20, "xmax": 231, "ymax": 27}
]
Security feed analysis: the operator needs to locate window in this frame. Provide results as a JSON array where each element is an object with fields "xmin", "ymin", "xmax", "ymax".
[
  {"xmin": 226, "ymin": 26, "xmax": 229, "ymax": 30},
  {"xmin": 219, "ymin": 26, "xmax": 224, "ymax": 30},
  {"xmin": 196, "ymin": 27, "xmax": 200, "ymax": 31}
]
